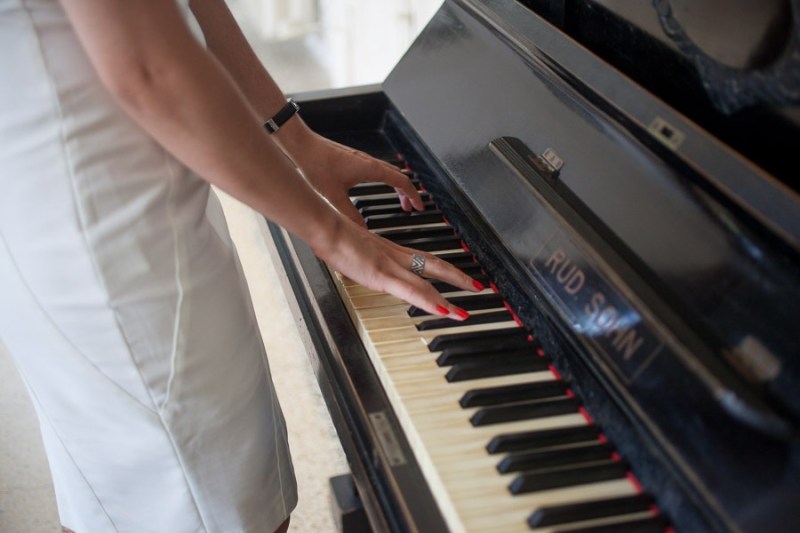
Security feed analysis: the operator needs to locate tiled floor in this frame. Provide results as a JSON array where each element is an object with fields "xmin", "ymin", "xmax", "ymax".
[
  {"xmin": 0, "ymin": 341, "xmax": 60, "ymax": 532},
  {"xmin": 0, "ymin": 2, "xmax": 429, "ymax": 531}
]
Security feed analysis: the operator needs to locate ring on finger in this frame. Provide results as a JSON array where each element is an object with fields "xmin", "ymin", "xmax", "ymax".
[{"xmin": 410, "ymin": 254, "xmax": 426, "ymax": 276}]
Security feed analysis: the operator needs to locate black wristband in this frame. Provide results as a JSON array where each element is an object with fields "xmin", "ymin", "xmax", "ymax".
[{"xmin": 263, "ymin": 98, "xmax": 300, "ymax": 134}]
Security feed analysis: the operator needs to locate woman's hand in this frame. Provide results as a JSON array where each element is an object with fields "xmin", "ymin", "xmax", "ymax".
[
  {"xmin": 289, "ymin": 133, "xmax": 425, "ymax": 227},
  {"xmin": 283, "ymin": 133, "xmax": 482, "ymax": 319},
  {"xmin": 310, "ymin": 215, "xmax": 482, "ymax": 319}
]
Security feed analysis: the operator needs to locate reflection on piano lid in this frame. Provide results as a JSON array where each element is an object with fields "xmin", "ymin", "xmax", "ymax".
[{"xmin": 264, "ymin": 1, "xmax": 800, "ymax": 532}]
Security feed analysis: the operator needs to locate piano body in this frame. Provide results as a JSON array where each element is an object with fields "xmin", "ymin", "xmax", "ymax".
[{"xmin": 261, "ymin": 1, "xmax": 800, "ymax": 531}]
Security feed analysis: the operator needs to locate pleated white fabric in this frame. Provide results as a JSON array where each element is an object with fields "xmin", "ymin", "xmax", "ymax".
[{"xmin": 0, "ymin": 1, "xmax": 298, "ymax": 531}]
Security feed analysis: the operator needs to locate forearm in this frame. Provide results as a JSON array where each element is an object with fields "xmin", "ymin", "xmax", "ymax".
[
  {"xmin": 188, "ymin": 0, "xmax": 314, "ymax": 155},
  {"xmin": 185, "ymin": 0, "xmax": 425, "ymax": 223},
  {"xmin": 59, "ymin": 0, "xmax": 339, "ymax": 248}
]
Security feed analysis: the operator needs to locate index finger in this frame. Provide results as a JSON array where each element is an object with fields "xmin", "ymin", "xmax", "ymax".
[{"xmin": 373, "ymin": 161, "xmax": 425, "ymax": 211}]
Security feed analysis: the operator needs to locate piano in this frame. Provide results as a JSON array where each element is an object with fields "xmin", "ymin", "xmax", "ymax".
[{"xmin": 261, "ymin": 1, "xmax": 800, "ymax": 531}]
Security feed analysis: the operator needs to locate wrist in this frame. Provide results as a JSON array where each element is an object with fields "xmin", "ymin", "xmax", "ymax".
[
  {"xmin": 272, "ymin": 112, "xmax": 314, "ymax": 157},
  {"xmin": 263, "ymin": 98, "xmax": 299, "ymax": 134},
  {"xmin": 304, "ymin": 208, "xmax": 346, "ymax": 259}
]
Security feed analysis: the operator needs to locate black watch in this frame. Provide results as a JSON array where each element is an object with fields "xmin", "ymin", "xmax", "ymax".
[{"xmin": 263, "ymin": 98, "xmax": 300, "ymax": 134}]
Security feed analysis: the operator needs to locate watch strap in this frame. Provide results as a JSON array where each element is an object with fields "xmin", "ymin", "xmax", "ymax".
[{"xmin": 263, "ymin": 98, "xmax": 300, "ymax": 134}]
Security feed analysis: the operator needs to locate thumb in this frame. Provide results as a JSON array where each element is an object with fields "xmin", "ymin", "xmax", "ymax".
[{"xmin": 331, "ymin": 191, "xmax": 367, "ymax": 228}]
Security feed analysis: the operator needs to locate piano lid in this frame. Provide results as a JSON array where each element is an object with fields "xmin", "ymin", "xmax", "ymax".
[{"xmin": 382, "ymin": 0, "xmax": 800, "ymax": 528}]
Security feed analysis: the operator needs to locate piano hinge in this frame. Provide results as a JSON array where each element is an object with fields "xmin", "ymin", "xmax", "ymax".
[
  {"xmin": 528, "ymin": 147, "xmax": 564, "ymax": 179},
  {"xmin": 725, "ymin": 335, "xmax": 782, "ymax": 384},
  {"xmin": 648, "ymin": 116, "xmax": 685, "ymax": 150},
  {"xmin": 368, "ymin": 411, "xmax": 407, "ymax": 466}
]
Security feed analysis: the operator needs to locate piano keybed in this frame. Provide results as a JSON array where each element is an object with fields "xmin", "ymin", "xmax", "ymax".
[{"xmin": 329, "ymin": 155, "xmax": 670, "ymax": 532}]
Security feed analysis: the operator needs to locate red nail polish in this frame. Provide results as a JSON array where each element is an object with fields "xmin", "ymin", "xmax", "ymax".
[
  {"xmin": 454, "ymin": 307, "xmax": 470, "ymax": 320},
  {"xmin": 435, "ymin": 305, "xmax": 450, "ymax": 316},
  {"xmin": 472, "ymin": 280, "xmax": 485, "ymax": 291}
]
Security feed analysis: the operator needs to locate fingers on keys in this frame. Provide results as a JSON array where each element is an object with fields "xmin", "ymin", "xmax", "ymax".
[
  {"xmin": 337, "ymin": 191, "xmax": 369, "ymax": 228},
  {"xmin": 380, "ymin": 239, "xmax": 483, "ymax": 294},
  {"xmin": 374, "ymin": 159, "xmax": 425, "ymax": 211},
  {"xmin": 387, "ymin": 247, "xmax": 482, "ymax": 321},
  {"xmin": 386, "ymin": 266, "xmax": 471, "ymax": 321},
  {"xmin": 415, "ymin": 251, "xmax": 482, "ymax": 294},
  {"xmin": 397, "ymin": 191, "xmax": 415, "ymax": 212}
]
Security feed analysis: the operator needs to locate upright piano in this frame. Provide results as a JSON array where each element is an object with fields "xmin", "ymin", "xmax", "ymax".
[{"xmin": 262, "ymin": 1, "xmax": 800, "ymax": 531}]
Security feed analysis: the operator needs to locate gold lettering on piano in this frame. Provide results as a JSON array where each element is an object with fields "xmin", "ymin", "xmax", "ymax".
[
  {"xmin": 544, "ymin": 248, "xmax": 585, "ymax": 295},
  {"xmin": 543, "ymin": 247, "xmax": 645, "ymax": 361},
  {"xmin": 585, "ymin": 292, "xmax": 645, "ymax": 361}
]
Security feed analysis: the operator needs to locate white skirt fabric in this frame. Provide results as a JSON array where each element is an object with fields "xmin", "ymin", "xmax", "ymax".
[{"xmin": 0, "ymin": 1, "xmax": 298, "ymax": 531}]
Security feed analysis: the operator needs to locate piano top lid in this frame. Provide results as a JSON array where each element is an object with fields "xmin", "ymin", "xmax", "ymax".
[{"xmin": 384, "ymin": 0, "xmax": 800, "ymax": 251}]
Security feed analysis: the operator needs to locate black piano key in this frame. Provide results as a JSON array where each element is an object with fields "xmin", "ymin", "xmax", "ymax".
[
  {"xmin": 486, "ymin": 425, "xmax": 602, "ymax": 454},
  {"xmin": 528, "ymin": 494, "xmax": 654, "ymax": 528},
  {"xmin": 438, "ymin": 345, "xmax": 536, "ymax": 367},
  {"xmin": 383, "ymin": 159, "xmax": 407, "ymax": 169},
  {"xmin": 508, "ymin": 461, "xmax": 628, "ymax": 495},
  {"xmin": 470, "ymin": 397, "xmax": 577, "ymax": 426},
  {"xmin": 459, "ymin": 380, "xmax": 566, "ymax": 407},
  {"xmin": 442, "ymin": 260, "xmax": 481, "ymax": 271},
  {"xmin": 431, "ymin": 274, "xmax": 490, "ymax": 294},
  {"xmin": 497, "ymin": 443, "xmax": 614, "ymax": 473},
  {"xmin": 326, "ymin": 134, "xmax": 393, "ymax": 159},
  {"xmin": 434, "ymin": 330, "xmax": 532, "ymax": 357},
  {"xmin": 428, "ymin": 327, "xmax": 529, "ymax": 352},
  {"xmin": 434, "ymin": 251, "xmax": 475, "ymax": 264},
  {"xmin": 353, "ymin": 193, "xmax": 431, "ymax": 209},
  {"xmin": 417, "ymin": 310, "xmax": 511, "ymax": 331},
  {"xmin": 406, "ymin": 262, "xmax": 488, "ymax": 286},
  {"xmin": 349, "ymin": 182, "xmax": 397, "ymax": 196},
  {"xmin": 366, "ymin": 210, "xmax": 444, "ymax": 229},
  {"xmin": 446, "ymin": 355, "xmax": 552, "ymax": 383},
  {"xmin": 409, "ymin": 293, "xmax": 505, "ymax": 317},
  {"xmin": 554, "ymin": 516, "xmax": 668, "ymax": 533},
  {"xmin": 451, "ymin": 264, "xmax": 484, "ymax": 276},
  {"xmin": 357, "ymin": 179, "xmax": 421, "ymax": 196},
  {"xmin": 376, "ymin": 226, "xmax": 454, "ymax": 241},
  {"xmin": 396, "ymin": 236, "xmax": 463, "ymax": 252},
  {"xmin": 359, "ymin": 201, "xmax": 436, "ymax": 217}
]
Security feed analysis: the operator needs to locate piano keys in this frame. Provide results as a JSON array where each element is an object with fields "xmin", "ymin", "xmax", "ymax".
[
  {"xmin": 263, "ymin": 0, "xmax": 800, "ymax": 531},
  {"xmin": 331, "ymin": 162, "xmax": 666, "ymax": 532}
]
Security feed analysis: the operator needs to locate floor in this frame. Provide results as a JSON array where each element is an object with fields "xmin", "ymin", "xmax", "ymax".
[{"xmin": 0, "ymin": 3, "xmax": 422, "ymax": 531}]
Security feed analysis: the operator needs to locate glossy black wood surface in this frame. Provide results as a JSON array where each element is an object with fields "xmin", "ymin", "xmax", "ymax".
[
  {"xmin": 387, "ymin": 0, "xmax": 800, "ymax": 418},
  {"xmin": 382, "ymin": 1, "xmax": 800, "ymax": 530},
  {"xmin": 517, "ymin": 0, "xmax": 800, "ymax": 191}
]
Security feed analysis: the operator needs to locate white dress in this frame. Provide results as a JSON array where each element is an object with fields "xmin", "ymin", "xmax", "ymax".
[{"xmin": 0, "ymin": 0, "xmax": 298, "ymax": 531}]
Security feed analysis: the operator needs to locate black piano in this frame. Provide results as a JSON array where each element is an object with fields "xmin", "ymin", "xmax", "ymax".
[{"xmin": 263, "ymin": 1, "xmax": 800, "ymax": 531}]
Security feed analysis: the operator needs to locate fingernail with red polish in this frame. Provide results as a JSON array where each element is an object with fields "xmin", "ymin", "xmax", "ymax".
[
  {"xmin": 454, "ymin": 307, "xmax": 470, "ymax": 320},
  {"xmin": 436, "ymin": 305, "xmax": 450, "ymax": 316},
  {"xmin": 472, "ymin": 280, "xmax": 485, "ymax": 291}
]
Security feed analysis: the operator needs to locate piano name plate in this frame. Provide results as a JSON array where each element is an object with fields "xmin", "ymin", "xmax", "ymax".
[
  {"xmin": 529, "ymin": 237, "xmax": 664, "ymax": 385},
  {"xmin": 369, "ymin": 411, "xmax": 407, "ymax": 466},
  {"xmin": 490, "ymin": 135, "xmax": 671, "ymax": 388}
]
